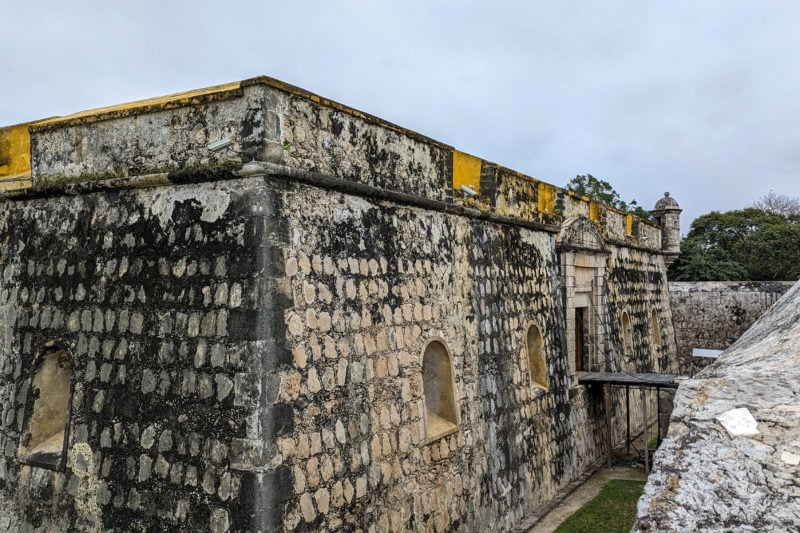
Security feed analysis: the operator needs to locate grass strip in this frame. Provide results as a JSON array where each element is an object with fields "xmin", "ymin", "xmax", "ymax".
[{"xmin": 554, "ymin": 478, "xmax": 646, "ymax": 533}]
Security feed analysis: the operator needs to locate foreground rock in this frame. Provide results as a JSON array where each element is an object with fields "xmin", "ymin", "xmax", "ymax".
[{"xmin": 635, "ymin": 280, "xmax": 800, "ymax": 531}]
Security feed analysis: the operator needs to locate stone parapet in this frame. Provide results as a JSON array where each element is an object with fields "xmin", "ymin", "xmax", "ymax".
[{"xmin": 2, "ymin": 76, "xmax": 662, "ymax": 254}]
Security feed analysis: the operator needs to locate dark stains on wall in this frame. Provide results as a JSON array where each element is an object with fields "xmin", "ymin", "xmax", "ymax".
[
  {"xmin": 287, "ymin": 97, "xmax": 454, "ymax": 203},
  {"xmin": 0, "ymin": 179, "xmax": 272, "ymax": 531},
  {"xmin": 606, "ymin": 255, "xmax": 670, "ymax": 372}
]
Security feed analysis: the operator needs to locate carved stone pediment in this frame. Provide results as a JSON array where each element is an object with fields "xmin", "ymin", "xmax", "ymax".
[{"xmin": 557, "ymin": 216, "xmax": 606, "ymax": 253}]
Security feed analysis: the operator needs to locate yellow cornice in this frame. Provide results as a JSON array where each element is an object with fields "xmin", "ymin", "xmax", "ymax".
[{"xmin": 0, "ymin": 122, "xmax": 35, "ymax": 180}]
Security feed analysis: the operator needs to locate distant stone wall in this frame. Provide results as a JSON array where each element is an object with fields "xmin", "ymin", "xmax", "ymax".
[
  {"xmin": 635, "ymin": 281, "xmax": 800, "ymax": 531},
  {"xmin": 668, "ymin": 281, "xmax": 794, "ymax": 373}
]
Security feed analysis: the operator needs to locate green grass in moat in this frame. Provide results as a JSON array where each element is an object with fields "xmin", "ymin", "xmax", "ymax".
[{"xmin": 554, "ymin": 479, "xmax": 646, "ymax": 533}]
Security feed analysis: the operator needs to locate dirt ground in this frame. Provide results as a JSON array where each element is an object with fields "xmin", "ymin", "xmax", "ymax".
[{"xmin": 525, "ymin": 465, "xmax": 648, "ymax": 533}]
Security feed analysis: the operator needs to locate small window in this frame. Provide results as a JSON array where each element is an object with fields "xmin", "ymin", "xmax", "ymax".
[
  {"xmin": 651, "ymin": 308, "xmax": 661, "ymax": 348},
  {"xmin": 621, "ymin": 312, "xmax": 633, "ymax": 355},
  {"xmin": 526, "ymin": 323, "xmax": 548, "ymax": 389},
  {"xmin": 18, "ymin": 347, "xmax": 72, "ymax": 470},
  {"xmin": 422, "ymin": 340, "xmax": 459, "ymax": 442}
]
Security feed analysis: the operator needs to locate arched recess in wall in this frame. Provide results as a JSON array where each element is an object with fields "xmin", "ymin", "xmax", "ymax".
[
  {"xmin": 651, "ymin": 308, "xmax": 661, "ymax": 348},
  {"xmin": 526, "ymin": 323, "xmax": 548, "ymax": 390},
  {"xmin": 422, "ymin": 339, "xmax": 460, "ymax": 442},
  {"xmin": 621, "ymin": 312, "xmax": 633, "ymax": 355},
  {"xmin": 18, "ymin": 344, "xmax": 73, "ymax": 470}
]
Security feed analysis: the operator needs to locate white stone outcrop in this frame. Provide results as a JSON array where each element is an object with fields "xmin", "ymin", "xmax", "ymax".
[{"xmin": 635, "ymin": 280, "xmax": 800, "ymax": 531}]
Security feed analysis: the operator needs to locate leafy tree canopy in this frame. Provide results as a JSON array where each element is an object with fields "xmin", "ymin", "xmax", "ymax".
[
  {"xmin": 668, "ymin": 235, "xmax": 749, "ymax": 281},
  {"xmin": 565, "ymin": 174, "xmax": 651, "ymax": 219},
  {"xmin": 669, "ymin": 200, "xmax": 800, "ymax": 281}
]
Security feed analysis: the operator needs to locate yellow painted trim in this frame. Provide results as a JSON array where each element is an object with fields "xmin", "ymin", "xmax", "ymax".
[
  {"xmin": 589, "ymin": 201, "xmax": 600, "ymax": 222},
  {"xmin": 452, "ymin": 150, "xmax": 482, "ymax": 193},
  {"xmin": 0, "ymin": 123, "xmax": 33, "ymax": 180},
  {"xmin": 566, "ymin": 189, "xmax": 591, "ymax": 203},
  {"xmin": 626, "ymin": 214, "xmax": 633, "ymax": 235},
  {"xmin": 538, "ymin": 183, "xmax": 555, "ymax": 214}
]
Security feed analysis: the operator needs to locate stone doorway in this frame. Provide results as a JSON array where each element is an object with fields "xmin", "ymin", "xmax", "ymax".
[{"xmin": 557, "ymin": 216, "xmax": 610, "ymax": 382}]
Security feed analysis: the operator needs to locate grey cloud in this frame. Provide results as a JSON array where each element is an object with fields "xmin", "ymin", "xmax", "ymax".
[{"xmin": 3, "ymin": 0, "xmax": 800, "ymax": 227}]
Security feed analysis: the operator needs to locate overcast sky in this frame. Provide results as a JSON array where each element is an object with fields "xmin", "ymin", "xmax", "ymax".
[{"xmin": 3, "ymin": 1, "xmax": 800, "ymax": 228}]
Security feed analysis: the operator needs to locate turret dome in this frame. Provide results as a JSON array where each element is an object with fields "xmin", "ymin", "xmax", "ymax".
[{"xmin": 653, "ymin": 191, "xmax": 680, "ymax": 211}]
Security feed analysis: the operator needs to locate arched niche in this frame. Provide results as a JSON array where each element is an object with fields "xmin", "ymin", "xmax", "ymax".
[
  {"xmin": 526, "ymin": 323, "xmax": 548, "ymax": 390},
  {"xmin": 422, "ymin": 339, "xmax": 460, "ymax": 442},
  {"xmin": 18, "ymin": 345, "xmax": 73, "ymax": 470},
  {"xmin": 651, "ymin": 308, "xmax": 661, "ymax": 348},
  {"xmin": 621, "ymin": 312, "xmax": 633, "ymax": 355}
]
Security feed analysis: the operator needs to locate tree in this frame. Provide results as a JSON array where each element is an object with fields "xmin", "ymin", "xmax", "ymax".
[
  {"xmin": 753, "ymin": 191, "xmax": 800, "ymax": 217},
  {"xmin": 668, "ymin": 236, "xmax": 748, "ymax": 281},
  {"xmin": 682, "ymin": 208, "xmax": 785, "ymax": 251},
  {"xmin": 739, "ymin": 222, "xmax": 800, "ymax": 280},
  {"xmin": 565, "ymin": 174, "xmax": 651, "ymax": 219},
  {"xmin": 668, "ymin": 207, "xmax": 800, "ymax": 281}
]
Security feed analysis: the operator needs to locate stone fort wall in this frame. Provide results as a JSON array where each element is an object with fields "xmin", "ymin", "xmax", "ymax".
[
  {"xmin": 668, "ymin": 281, "xmax": 794, "ymax": 374},
  {"xmin": 0, "ymin": 77, "xmax": 678, "ymax": 531}
]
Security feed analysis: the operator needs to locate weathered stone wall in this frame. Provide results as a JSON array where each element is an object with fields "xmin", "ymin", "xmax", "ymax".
[
  {"xmin": 668, "ymin": 281, "xmax": 793, "ymax": 373},
  {"xmin": 635, "ymin": 280, "xmax": 800, "ymax": 531},
  {"xmin": 605, "ymin": 247, "xmax": 678, "ymax": 445},
  {"xmin": 0, "ymin": 175, "xmax": 672, "ymax": 532},
  {"xmin": 25, "ymin": 78, "xmax": 663, "ymax": 251},
  {"xmin": 266, "ymin": 177, "xmax": 672, "ymax": 531},
  {"xmin": 0, "ymin": 177, "xmax": 277, "ymax": 531},
  {"xmin": 269, "ymin": 178, "xmax": 603, "ymax": 530},
  {"xmin": 0, "ymin": 76, "xmax": 680, "ymax": 531},
  {"xmin": 610, "ymin": 249, "xmax": 676, "ymax": 374}
]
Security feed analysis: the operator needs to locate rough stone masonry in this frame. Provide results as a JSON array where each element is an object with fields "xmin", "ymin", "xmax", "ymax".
[
  {"xmin": 668, "ymin": 281, "xmax": 794, "ymax": 374},
  {"xmin": 0, "ymin": 76, "xmax": 680, "ymax": 531}
]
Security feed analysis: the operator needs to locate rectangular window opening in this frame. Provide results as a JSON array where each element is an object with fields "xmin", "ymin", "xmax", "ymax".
[{"xmin": 575, "ymin": 307, "xmax": 586, "ymax": 372}]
